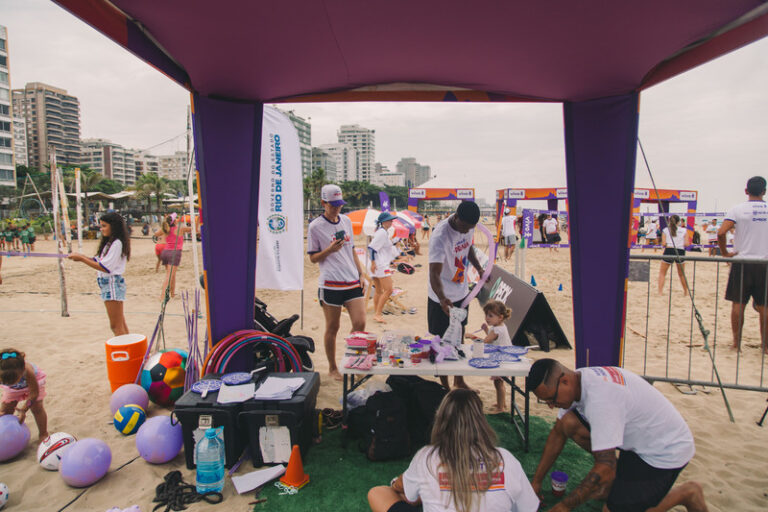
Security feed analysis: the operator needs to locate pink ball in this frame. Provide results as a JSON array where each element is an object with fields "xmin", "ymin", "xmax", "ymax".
[
  {"xmin": 135, "ymin": 415, "xmax": 183, "ymax": 464},
  {"xmin": 59, "ymin": 438, "xmax": 111, "ymax": 487},
  {"xmin": 0, "ymin": 415, "xmax": 30, "ymax": 461},
  {"xmin": 110, "ymin": 384, "xmax": 149, "ymax": 416}
]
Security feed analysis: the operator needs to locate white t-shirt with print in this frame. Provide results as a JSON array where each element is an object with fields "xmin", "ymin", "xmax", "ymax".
[
  {"xmin": 501, "ymin": 215, "xmax": 517, "ymax": 237},
  {"xmin": 368, "ymin": 227, "xmax": 397, "ymax": 278},
  {"xmin": 428, "ymin": 218, "xmax": 475, "ymax": 302},
  {"xmin": 725, "ymin": 200, "xmax": 768, "ymax": 259},
  {"xmin": 558, "ymin": 367, "xmax": 694, "ymax": 469},
  {"xmin": 489, "ymin": 324, "xmax": 511, "ymax": 346},
  {"xmin": 645, "ymin": 222, "xmax": 657, "ymax": 239},
  {"xmin": 403, "ymin": 446, "xmax": 539, "ymax": 512},
  {"xmin": 662, "ymin": 226, "xmax": 687, "ymax": 249},
  {"xmin": 542, "ymin": 218, "xmax": 558, "ymax": 234},
  {"xmin": 306, "ymin": 214, "xmax": 361, "ymax": 290},
  {"xmin": 95, "ymin": 239, "xmax": 127, "ymax": 278},
  {"xmin": 705, "ymin": 223, "xmax": 718, "ymax": 242}
]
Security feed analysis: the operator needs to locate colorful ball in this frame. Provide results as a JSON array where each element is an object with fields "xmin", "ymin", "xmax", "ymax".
[
  {"xmin": 59, "ymin": 438, "xmax": 111, "ymax": 487},
  {"xmin": 113, "ymin": 404, "xmax": 146, "ymax": 435},
  {"xmin": 140, "ymin": 349, "xmax": 188, "ymax": 406},
  {"xmin": 0, "ymin": 482, "xmax": 7, "ymax": 510},
  {"xmin": 0, "ymin": 414, "xmax": 30, "ymax": 462},
  {"xmin": 37, "ymin": 432, "xmax": 77, "ymax": 470},
  {"xmin": 135, "ymin": 415, "xmax": 183, "ymax": 464},
  {"xmin": 110, "ymin": 384, "xmax": 149, "ymax": 416}
]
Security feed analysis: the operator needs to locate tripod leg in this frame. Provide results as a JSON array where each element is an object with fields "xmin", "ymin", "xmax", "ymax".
[{"xmin": 758, "ymin": 400, "xmax": 768, "ymax": 427}]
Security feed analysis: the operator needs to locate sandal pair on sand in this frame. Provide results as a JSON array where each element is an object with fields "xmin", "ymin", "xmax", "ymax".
[{"xmin": 321, "ymin": 408, "xmax": 343, "ymax": 430}]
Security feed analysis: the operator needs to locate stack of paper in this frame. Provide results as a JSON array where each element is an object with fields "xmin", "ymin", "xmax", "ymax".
[
  {"xmin": 253, "ymin": 377, "xmax": 305, "ymax": 400},
  {"xmin": 231, "ymin": 464, "xmax": 286, "ymax": 494}
]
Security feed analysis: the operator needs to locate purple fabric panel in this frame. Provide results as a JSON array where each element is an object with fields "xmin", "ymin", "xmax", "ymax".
[
  {"xmin": 193, "ymin": 95, "xmax": 262, "ymax": 346},
  {"xmin": 125, "ymin": 23, "xmax": 189, "ymax": 87},
  {"xmin": 110, "ymin": 0, "xmax": 759, "ymax": 102},
  {"xmin": 564, "ymin": 93, "xmax": 639, "ymax": 368}
]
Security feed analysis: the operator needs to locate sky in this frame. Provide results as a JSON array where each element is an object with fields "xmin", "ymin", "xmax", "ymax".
[{"xmin": 2, "ymin": 0, "xmax": 768, "ymax": 211}]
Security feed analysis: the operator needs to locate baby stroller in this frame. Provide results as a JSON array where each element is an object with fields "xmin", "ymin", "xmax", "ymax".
[{"xmin": 253, "ymin": 297, "xmax": 315, "ymax": 372}]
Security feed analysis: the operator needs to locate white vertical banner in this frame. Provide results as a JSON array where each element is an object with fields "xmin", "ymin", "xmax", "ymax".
[{"xmin": 255, "ymin": 106, "xmax": 304, "ymax": 290}]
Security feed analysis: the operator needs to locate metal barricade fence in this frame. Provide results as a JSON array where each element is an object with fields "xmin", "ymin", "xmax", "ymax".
[{"xmin": 623, "ymin": 254, "xmax": 768, "ymax": 393}]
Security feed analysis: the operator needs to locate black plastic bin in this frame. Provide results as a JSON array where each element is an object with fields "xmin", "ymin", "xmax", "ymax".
[{"xmin": 239, "ymin": 372, "xmax": 320, "ymax": 466}]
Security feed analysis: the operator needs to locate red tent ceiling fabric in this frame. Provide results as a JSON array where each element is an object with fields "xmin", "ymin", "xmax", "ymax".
[{"xmin": 56, "ymin": 0, "xmax": 768, "ymax": 103}]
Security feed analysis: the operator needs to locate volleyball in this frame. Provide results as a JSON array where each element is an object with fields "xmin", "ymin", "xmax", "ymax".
[
  {"xmin": 37, "ymin": 432, "xmax": 77, "ymax": 470},
  {"xmin": 113, "ymin": 404, "xmax": 146, "ymax": 435},
  {"xmin": 140, "ymin": 349, "xmax": 188, "ymax": 406}
]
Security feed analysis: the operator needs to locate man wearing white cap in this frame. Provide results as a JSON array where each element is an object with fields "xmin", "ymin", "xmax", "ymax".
[{"xmin": 307, "ymin": 184, "xmax": 369, "ymax": 381}]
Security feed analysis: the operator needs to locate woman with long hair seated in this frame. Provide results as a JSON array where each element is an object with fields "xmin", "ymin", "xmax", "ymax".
[{"xmin": 368, "ymin": 389, "xmax": 539, "ymax": 512}]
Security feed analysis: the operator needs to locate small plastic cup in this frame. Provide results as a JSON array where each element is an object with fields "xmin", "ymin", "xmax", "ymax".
[
  {"xmin": 472, "ymin": 341, "xmax": 484, "ymax": 358},
  {"xmin": 551, "ymin": 471, "xmax": 568, "ymax": 497}
]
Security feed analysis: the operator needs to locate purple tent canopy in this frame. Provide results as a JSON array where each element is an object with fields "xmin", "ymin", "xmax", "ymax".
[{"xmin": 53, "ymin": 0, "xmax": 768, "ymax": 367}]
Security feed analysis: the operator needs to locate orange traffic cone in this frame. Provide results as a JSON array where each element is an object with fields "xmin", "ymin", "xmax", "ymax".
[{"xmin": 280, "ymin": 444, "xmax": 309, "ymax": 489}]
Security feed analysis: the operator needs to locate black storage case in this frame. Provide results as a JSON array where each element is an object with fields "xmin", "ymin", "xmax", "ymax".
[
  {"xmin": 239, "ymin": 372, "xmax": 320, "ymax": 466},
  {"xmin": 173, "ymin": 374, "xmax": 247, "ymax": 469}
]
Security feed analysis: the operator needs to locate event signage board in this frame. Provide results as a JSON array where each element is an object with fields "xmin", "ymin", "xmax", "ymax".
[
  {"xmin": 255, "ymin": 106, "xmax": 304, "ymax": 290},
  {"xmin": 407, "ymin": 187, "xmax": 476, "ymax": 212}
]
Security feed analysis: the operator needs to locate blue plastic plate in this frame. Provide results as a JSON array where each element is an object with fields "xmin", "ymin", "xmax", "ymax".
[
  {"xmin": 221, "ymin": 372, "xmax": 252, "ymax": 386},
  {"xmin": 498, "ymin": 346, "xmax": 529, "ymax": 356},
  {"xmin": 492, "ymin": 352, "xmax": 521, "ymax": 363},
  {"xmin": 484, "ymin": 344, "xmax": 498, "ymax": 353},
  {"xmin": 191, "ymin": 379, "xmax": 222, "ymax": 393},
  {"xmin": 468, "ymin": 358, "xmax": 501, "ymax": 369}
]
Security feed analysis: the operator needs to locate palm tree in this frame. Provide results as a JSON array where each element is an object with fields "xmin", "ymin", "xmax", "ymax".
[
  {"xmin": 79, "ymin": 168, "xmax": 103, "ymax": 226},
  {"xmin": 131, "ymin": 173, "xmax": 162, "ymax": 212},
  {"xmin": 303, "ymin": 168, "xmax": 327, "ymax": 209}
]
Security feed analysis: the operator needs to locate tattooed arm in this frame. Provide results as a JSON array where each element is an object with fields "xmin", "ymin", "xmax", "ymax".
[{"xmin": 549, "ymin": 449, "xmax": 616, "ymax": 511}]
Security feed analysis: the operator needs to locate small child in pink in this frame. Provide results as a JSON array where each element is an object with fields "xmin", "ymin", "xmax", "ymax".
[
  {"xmin": 0, "ymin": 348, "xmax": 49, "ymax": 441},
  {"xmin": 468, "ymin": 300, "xmax": 513, "ymax": 413}
]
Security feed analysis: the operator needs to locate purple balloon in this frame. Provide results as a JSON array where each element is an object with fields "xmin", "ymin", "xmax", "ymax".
[
  {"xmin": 0, "ymin": 414, "xmax": 30, "ymax": 461},
  {"xmin": 59, "ymin": 438, "xmax": 112, "ymax": 487},
  {"xmin": 110, "ymin": 384, "xmax": 149, "ymax": 416},
  {"xmin": 135, "ymin": 415, "xmax": 183, "ymax": 464}
]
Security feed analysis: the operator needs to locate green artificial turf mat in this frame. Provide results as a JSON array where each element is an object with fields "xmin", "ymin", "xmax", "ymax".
[{"xmin": 252, "ymin": 414, "xmax": 602, "ymax": 511}]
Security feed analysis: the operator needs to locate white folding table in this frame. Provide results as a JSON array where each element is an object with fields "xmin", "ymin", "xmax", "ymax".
[{"xmin": 341, "ymin": 344, "xmax": 532, "ymax": 452}]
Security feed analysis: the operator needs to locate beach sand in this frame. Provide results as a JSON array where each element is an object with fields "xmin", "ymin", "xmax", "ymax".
[{"xmin": 1, "ymin": 231, "xmax": 767, "ymax": 511}]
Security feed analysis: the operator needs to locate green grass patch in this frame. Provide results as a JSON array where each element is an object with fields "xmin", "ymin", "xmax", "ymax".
[{"xmin": 253, "ymin": 414, "xmax": 602, "ymax": 511}]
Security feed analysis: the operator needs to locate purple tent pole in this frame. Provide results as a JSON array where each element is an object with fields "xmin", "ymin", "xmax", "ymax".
[
  {"xmin": 564, "ymin": 93, "xmax": 639, "ymax": 368},
  {"xmin": 192, "ymin": 95, "xmax": 262, "ymax": 346}
]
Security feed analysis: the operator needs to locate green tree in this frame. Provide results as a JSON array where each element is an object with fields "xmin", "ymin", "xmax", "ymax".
[
  {"xmin": 131, "ymin": 173, "xmax": 168, "ymax": 211},
  {"xmin": 303, "ymin": 168, "xmax": 327, "ymax": 210},
  {"xmin": 92, "ymin": 178, "xmax": 124, "ymax": 195}
]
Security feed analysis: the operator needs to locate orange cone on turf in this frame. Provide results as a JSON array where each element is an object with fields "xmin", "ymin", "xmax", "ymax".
[{"xmin": 280, "ymin": 444, "xmax": 309, "ymax": 489}]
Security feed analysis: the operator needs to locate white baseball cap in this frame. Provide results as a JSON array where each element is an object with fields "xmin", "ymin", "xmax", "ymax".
[{"xmin": 321, "ymin": 184, "xmax": 346, "ymax": 206}]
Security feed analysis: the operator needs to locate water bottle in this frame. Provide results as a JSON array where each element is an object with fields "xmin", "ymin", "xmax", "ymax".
[{"xmin": 196, "ymin": 428, "xmax": 225, "ymax": 494}]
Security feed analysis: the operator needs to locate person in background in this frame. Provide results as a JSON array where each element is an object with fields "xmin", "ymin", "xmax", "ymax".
[
  {"xmin": 155, "ymin": 213, "xmax": 191, "ymax": 300},
  {"xmin": 528, "ymin": 359, "xmax": 708, "ymax": 512},
  {"xmin": 718, "ymin": 176, "xmax": 768, "ymax": 353},
  {"xmin": 307, "ymin": 184, "xmax": 369, "ymax": 381},
  {"xmin": 542, "ymin": 214, "xmax": 559, "ymax": 253},
  {"xmin": 369, "ymin": 211, "xmax": 399, "ymax": 323},
  {"xmin": 421, "ymin": 214, "xmax": 431, "ymax": 241},
  {"xmin": 467, "ymin": 300, "xmax": 512, "ymax": 413},
  {"xmin": 501, "ymin": 209, "xmax": 518, "ymax": 261},
  {"xmin": 368, "ymin": 389, "xmax": 539, "ymax": 512},
  {"xmin": 644, "ymin": 217, "xmax": 659, "ymax": 253},
  {"xmin": 658, "ymin": 214, "xmax": 691, "ymax": 296},
  {"xmin": 705, "ymin": 218, "xmax": 719, "ymax": 256}
]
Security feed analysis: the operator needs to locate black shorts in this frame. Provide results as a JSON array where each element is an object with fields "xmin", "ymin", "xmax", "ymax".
[
  {"xmin": 318, "ymin": 286, "xmax": 364, "ymax": 307},
  {"xmin": 725, "ymin": 261, "xmax": 768, "ymax": 306},
  {"xmin": 427, "ymin": 297, "xmax": 468, "ymax": 337},
  {"xmin": 387, "ymin": 502, "xmax": 421, "ymax": 512},
  {"xmin": 606, "ymin": 450, "xmax": 685, "ymax": 512},
  {"xmin": 662, "ymin": 247, "xmax": 685, "ymax": 264}
]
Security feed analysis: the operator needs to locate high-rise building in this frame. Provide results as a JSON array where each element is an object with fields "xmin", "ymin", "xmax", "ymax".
[
  {"xmin": 337, "ymin": 124, "xmax": 375, "ymax": 182},
  {"xmin": 396, "ymin": 157, "xmax": 431, "ymax": 188},
  {"xmin": 13, "ymin": 82, "xmax": 81, "ymax": 170},
  {"xmin": 318, "ymin": 143, "xmax": 357, "ymax": 182},
  {"xmin": 80, "ymin": 138, "xmax": 137, "ymax": 185},
  {"xmin": 312, "ymin": 147, "xmax": 337, "ymax": 182},
  {"xmin": 157, "ymin": 151, "xmax": 187, "ymax": 181},
  {"xmin": 371, "ymin": 162, "xmax": 404, "ymax": 187},
  {"xmin": 280, "ymin": 109, "xmax": 312, "ymax": 178},
  {"xmin": 0, "ymin": 26, "xmax": 15, "ymax": 187},
  {"xmin": 133, "ymin": 151, "xmax": 159, "ymax": 177},
  {"xmin": 12, "ymin": 115, "xmax": 26, "ymax": 167}
]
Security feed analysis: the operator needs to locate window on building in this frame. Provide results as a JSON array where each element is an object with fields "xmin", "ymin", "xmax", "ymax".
[
  {"xmin": 0, "ymin": 105, "xmax": 7, "ymax": 115},
  {"xmin": 0, "ymin": 169, "xmax": 13, "ymax": 181},
  {"xmin": 0, "ymin": 153, "xmax": 12, "ymax": 165},
  {"xmin": 0, "ymin": 88, "xmax": 8, "ymax": 101},
  {"xmin": 0, "ymin": 56, "xmax": 6, "ymax": 66},
  {"xmin": 0, "ymin": 71, "xmax": 7, "ymax": 84},
  {"xmin": 0, "ymin": 137, "xmax": 11, "ymax": 148},
  {"xmin": 0, "ymin": 39, "xmax": 6, "ymax": 51},
  {"xmin": 0, "ymin": 121, "xmax": 9, "ymax": 132}
]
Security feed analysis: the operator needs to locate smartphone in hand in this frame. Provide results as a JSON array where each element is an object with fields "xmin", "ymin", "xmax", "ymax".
[{"xmin": 334, "ymin": 230, "xmax": 346, "ymax": 241}]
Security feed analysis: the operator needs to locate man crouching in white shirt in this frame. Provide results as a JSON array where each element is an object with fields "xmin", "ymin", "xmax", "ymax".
[{"xmin": 528, "ymin": 358, "xmax": 708, "ymax": 512}]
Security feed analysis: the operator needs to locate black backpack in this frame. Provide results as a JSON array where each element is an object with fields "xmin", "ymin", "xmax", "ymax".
[
  {"xmin": 361, "ymin": 391, "xmax": 411, "ymax": 461},
  {"xmin": 386, "ymin": 376, "xmax": 448, "ymax": 448}
]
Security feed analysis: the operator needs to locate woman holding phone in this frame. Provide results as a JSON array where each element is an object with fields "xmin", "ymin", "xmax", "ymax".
[{"xmin": 307, "ymin": 185, "xmax": 369, "ymax": 381}]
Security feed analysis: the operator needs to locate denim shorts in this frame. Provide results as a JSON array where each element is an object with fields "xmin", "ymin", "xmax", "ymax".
[{"xmin": 97, "ymin": 275, "xmax": 126, "ymax": 301}]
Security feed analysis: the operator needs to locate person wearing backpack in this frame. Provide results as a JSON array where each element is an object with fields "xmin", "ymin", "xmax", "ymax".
[{"xmin": 367, "ymin": 389, "xmax": 538, "ymax": 512}]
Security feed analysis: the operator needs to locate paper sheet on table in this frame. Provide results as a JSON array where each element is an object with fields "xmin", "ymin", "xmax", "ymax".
[
  {"xmin": 216, "ymin": 382, "xmax": 255, "ymax": 404},
  {"xmin": 259, "ymin": 425, "xmax": 292, "ymax": 463},
  {"xmin": 253, "ymin": 377, "xmax": 305, "ymax": 400},
  {"xmin": 231, "ymin": 464, "xmax": 286, "ymax": 494}
]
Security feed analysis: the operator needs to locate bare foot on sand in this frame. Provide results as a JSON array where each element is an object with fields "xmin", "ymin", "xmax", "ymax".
[
  {"xmin": 488, "ymin": 404, "xmax": 507, "ymax": 414},
  {"xmin": 374, "ymin": 315, "xmax": 386, "ymax": 323},
  {"xmin": 329, "ymin": 368, "xmax": 343, "ymax": 381}
]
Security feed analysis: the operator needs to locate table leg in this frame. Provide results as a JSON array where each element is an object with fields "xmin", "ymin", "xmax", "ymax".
[
  {"xmin": 342, "ymin": 374, "xmax": 350, "ymax": 448},
  {"xmin": 504, "ymin": 376, "xmax": 530, "ymax": 453},
  {"xmin": 524, "ymin": 378, "xmax": 529, "ymax": 453}
]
